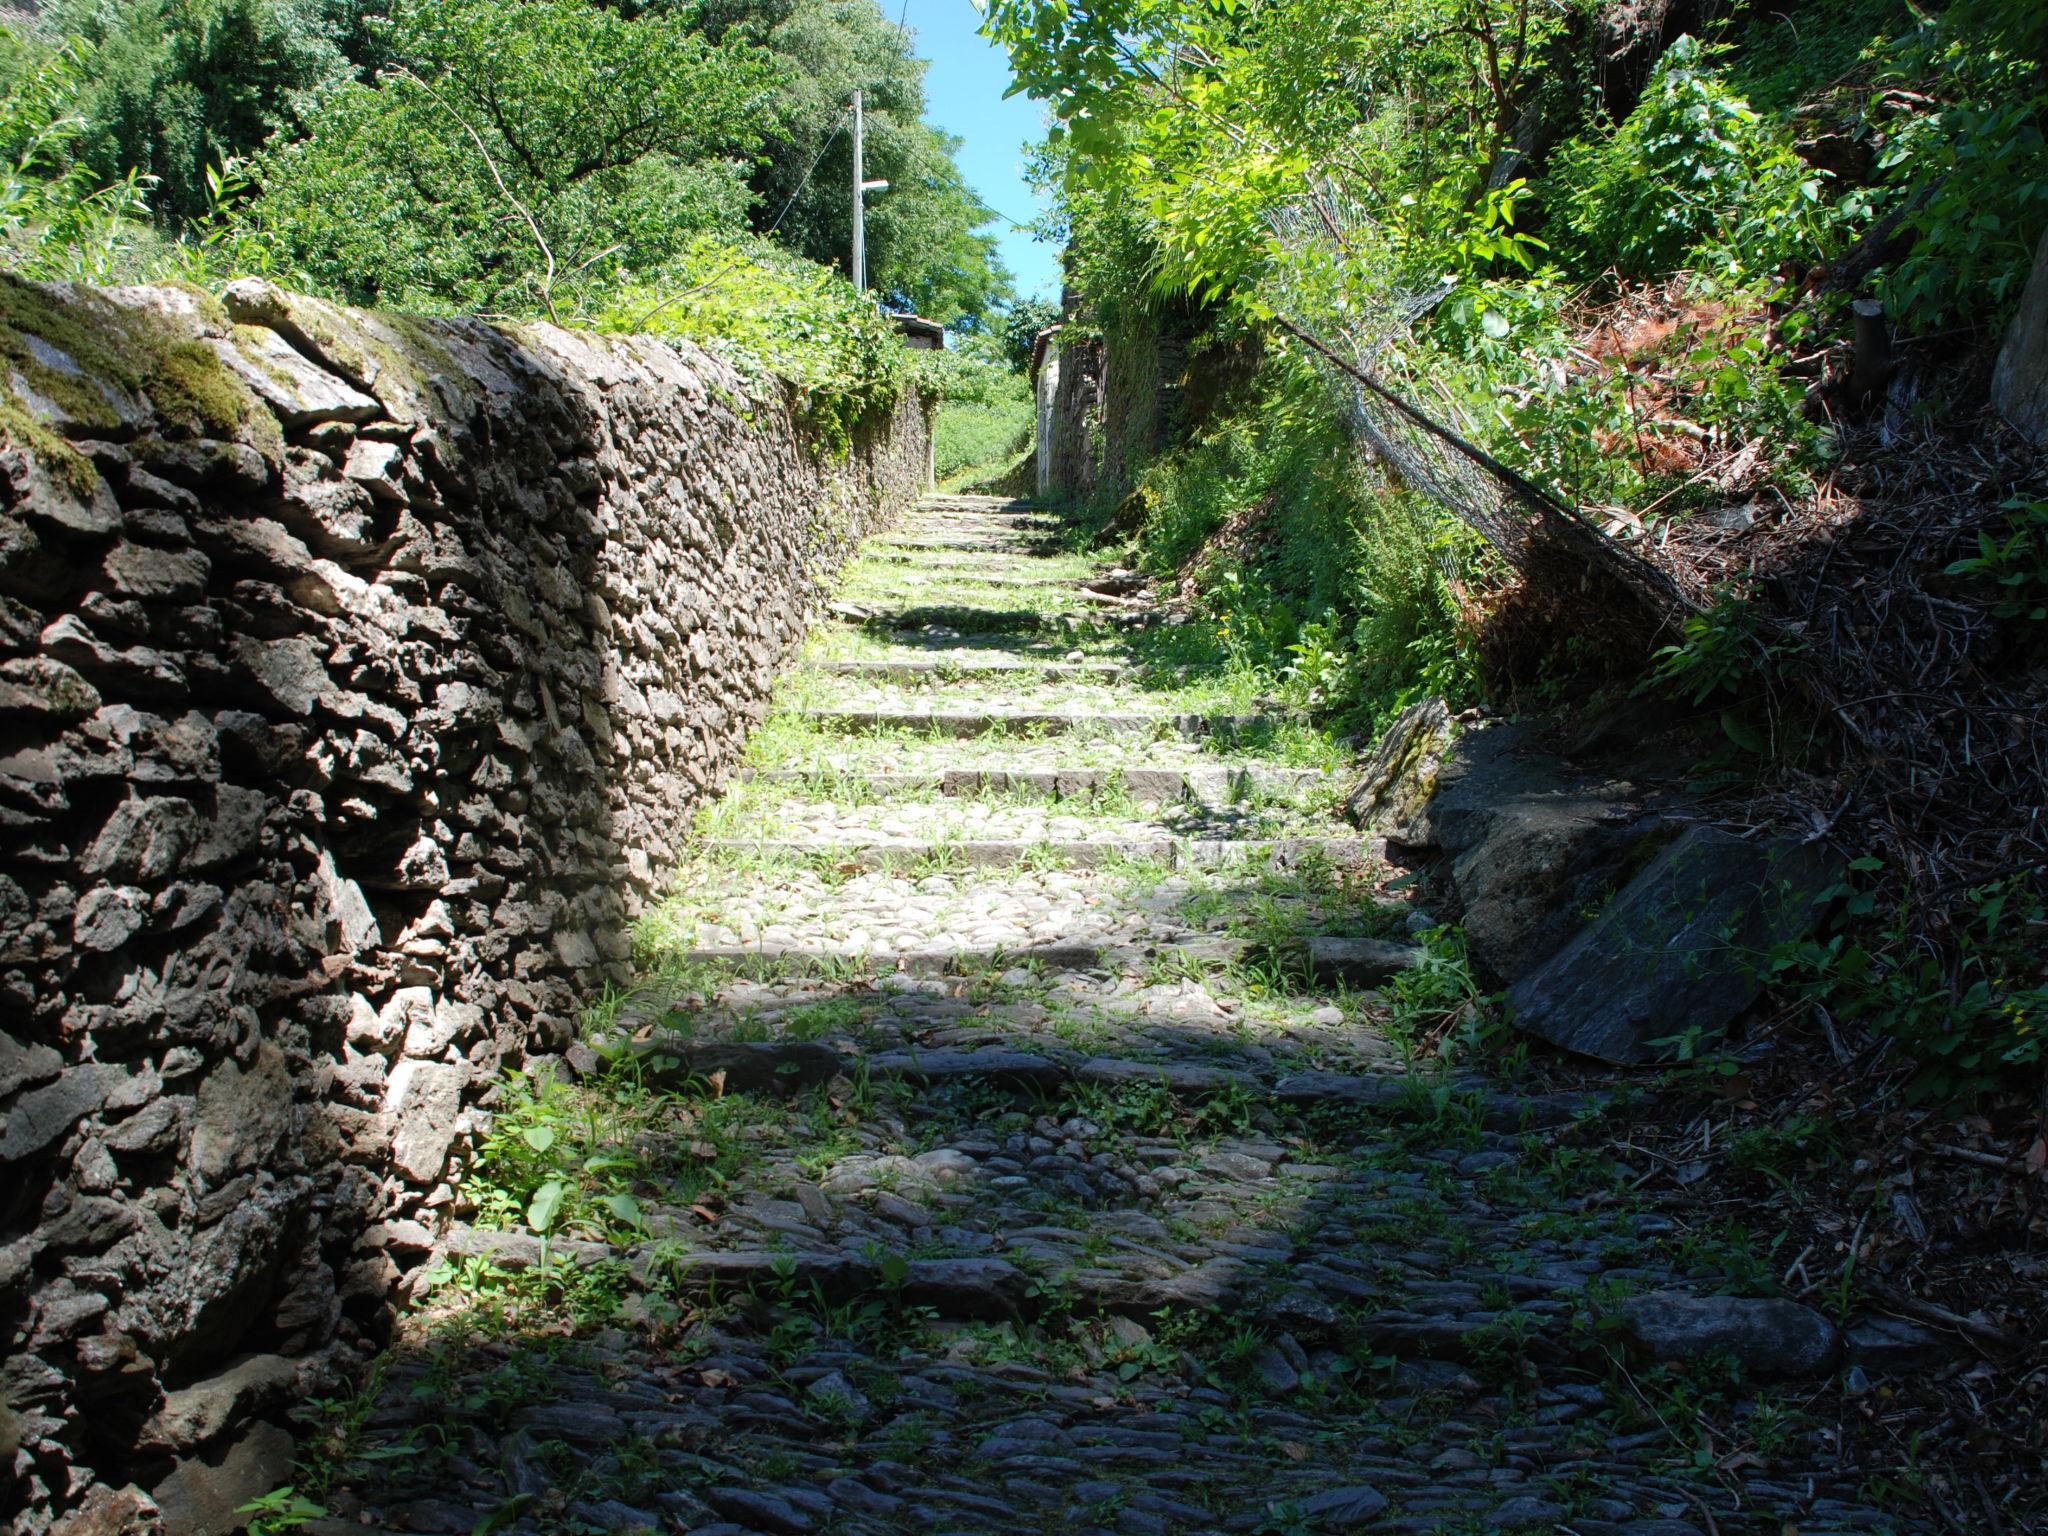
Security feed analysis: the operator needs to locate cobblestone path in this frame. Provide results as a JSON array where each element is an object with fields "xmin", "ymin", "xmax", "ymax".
[{"xmin": 318, "ymin": 498, "xmax": 1923, "ymax": 1536}]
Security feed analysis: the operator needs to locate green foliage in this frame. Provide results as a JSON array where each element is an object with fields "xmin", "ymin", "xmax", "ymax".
[
  {"xmin": 1118, "ymin": 351, "xmax": 1483, "ymax": 730},
  {"xmin": 0, "ymin": 32, "xmax": 153, "ymax": 280},
  {"xmin": 1878, "ymin": 0, "xmax": 2048, "ymax": 327},
  {"xmin": 33, "ymin": 0, "xmax": 368, "ymax": 223},
  {"xmin": 227, "ymin": 0, "xmax": 779, "ymax": 316},
  {"xmin": 1771, "ymin": 864, "xmax": 2048, "ymax": 1103},
  {"xmin": 1553, "ymin": 36, "xmax": 1842, "ymax": 283},
  {"xmin": 695, "ymin": 0, "xmax": 1011, "ymax": 328},
  {"xmin": 1643, "ymin": 593, "xmax": 1796, "ymax": 707},
  {"xmin": 1000, "ymin": 295, "xmax": 1062, "ymax": 371},
  {"xmin": 597, "ymin": 233, "xmax": 915, "ymax": 451},
  {"xmin": 933, "ymin": 368, "xmax": 1033, "ymax": 486},
  {"xmin": 1943, "ymin": 496, "xmax": 2048, "ymax": 627},
  {"xmin": 464, "ymin": 1052, "xmax": 770, "ymax": 1245},
  {"xmin": 235, "ymin": 1489, "xmax": 327, "ymax": 1536}
]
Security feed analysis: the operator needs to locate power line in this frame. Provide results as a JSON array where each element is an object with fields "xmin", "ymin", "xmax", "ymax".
[{"xmin": 766, "ymin": 107, "xmax": 852, "ymax": 236}]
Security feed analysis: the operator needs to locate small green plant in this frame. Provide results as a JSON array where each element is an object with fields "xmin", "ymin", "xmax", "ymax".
[
  {"xmin": 1643, "ymin": 593, "xmax": 1795, "ymax": 707},
  {"xmin": 1944, "ymin": 497, "xmax": 2048, "ymax": 626},
  {"xmin": 1771, "ymin": 864, "xmax": 2048, "ymax": 1101},
  {"xmin": 236, "ymin": 1488, "xmax": 326, "ymax": 1536}
]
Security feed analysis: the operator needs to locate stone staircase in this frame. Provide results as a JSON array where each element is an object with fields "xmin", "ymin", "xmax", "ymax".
[{"xmin": 313, "ymin": 497, "xmax": 1926, "ymax": 1536}]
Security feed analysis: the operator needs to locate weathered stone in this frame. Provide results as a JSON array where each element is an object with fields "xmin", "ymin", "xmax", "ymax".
[
  {"xmin": 1508, "ymin": 826, "xmax": 1842, "ymax": 1063},
  {"xmin": 142, "ymin": 1354, "xmax": 298, "ymax": 1453},
  {"xmin": 2, "ymin": 1064, "xmax": 123, "ymax": 1161},
  {"xmin": 633, "ymin": 1038, "xmax": 847, "ymax": 1093},
  {"xmin": 383, "ymin": 1059, "xmax": 465, "ymax": 1183},
  {"xmin": 0, "ymin": 1032, "xmax": 62, "ymax": 1097},
  {"xmin": 232, "ymin": 635, "xmax": 330, "ymax": 716},
  {"xmin": 1345, "ymin": 696, "xmax": 1453, "ymax": 840},
  {"xmin": 1293, "ymin": 1485, "xmax": 1389, "ymax": 1527},
  {"xmin": 49, "ymin": 1483, "xmax": 160, "ymax": 1536},
  {"xmin": 1306, "ymin": 935, "xmax": 1425, "ymax": 984},
  {"xmin": 1843, "ymin": 1315, "xmax": 1951, "ymax": 1372},
  {"xmin": 1993, "ymin": 225, "xmax": 2048, "ymax": 443},
  {"xmin": 0, "ymin": 656, "xmax": 102, "ymax": 719},
  {"xmin": 152, "ymin": 1419, "xmax": 295, "ymax": 1536},
  {"xmin": 74, "ymin": 880, "xmax": 148, "ymax": 949},
  {"xmin": 83, "ymin": 795, "xmax": 202, "ymax": 882},
  {"xmin": 1614, "ymin": 1293, "xmax": 1841, "ymax": 1378},
  {"xmin": 105, "ymin": 540, "xmax": 209, "ymax": 605},
  {"xmin": 190, "ymin": 1044, "xmax": 292, "ymax": 1184},
  {"xmin": 211, "ymin": 326, "xmax": 380, "ymax": 427}
]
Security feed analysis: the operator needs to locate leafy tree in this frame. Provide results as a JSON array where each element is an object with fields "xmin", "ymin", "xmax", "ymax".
[
  {"xmin": 0, "ymin": 31, "xmax": 154, "ymax": 279},
  {"xmin": 999, "ymin": 295, "xmax": 1060, "ymax": 371},
  {"xmin": 687, "ymin": 0, "xmax": 1012, "ymax": 327},
  {"xmin": 232, "ymin": 0, "xmax": 783, "ymax": 314},
  {"xmin": 31, "ymin": 0, "xmax": 372, "ymax": 222}
]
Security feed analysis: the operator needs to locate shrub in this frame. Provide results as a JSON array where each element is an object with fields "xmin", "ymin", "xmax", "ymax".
[{"xmin": 1552, "ymin": 35, "xmax": 1837, "ymax": 284}]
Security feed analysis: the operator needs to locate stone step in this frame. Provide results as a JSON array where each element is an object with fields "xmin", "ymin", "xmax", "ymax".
[
  {"xmin": 700, "ymin": 835, "xmax": 1374, "ymax": 872},
  {"xmin": 864, "ymin": 544, "xmax": 1064, "ymax": 561},
  {"xmin": 852, "ymin": 571, "xmax": 1103, "ymax": 592},
  {"xmin": 792, "ymin": 707, "xmax": 1283, "ymax": 739},
  {"xmin": 660, "ymin": 941, "xmax": 1105, "ymax": 976},
  {"xmin": 831, "ymin": 605, "xmax": 1158, "ymax": 634},
  {"xmin": 812, "ymin": 658, "xmax": 1135, "ymax": 682},
  {"xmin": 742, "ymin": 764, "xmax": 1329, "ymax": 804}
]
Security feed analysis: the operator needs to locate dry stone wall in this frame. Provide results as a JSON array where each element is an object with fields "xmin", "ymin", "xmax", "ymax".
[{"xmin": 0, "ymin": 275, "xmax": 932, "ymax": 1534}]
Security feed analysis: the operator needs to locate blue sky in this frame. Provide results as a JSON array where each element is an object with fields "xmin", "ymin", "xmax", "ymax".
[{"xmin": 903, "ymin": 0, "xmax": 1061, "ymax": 301}]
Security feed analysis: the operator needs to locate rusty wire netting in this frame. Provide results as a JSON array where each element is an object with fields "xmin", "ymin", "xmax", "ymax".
[{"xmin": 1265, "ymin": 180, "xmax": 1700, "ymax": 636}]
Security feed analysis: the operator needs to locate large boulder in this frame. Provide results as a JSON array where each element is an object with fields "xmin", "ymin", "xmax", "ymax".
[
  {"xmin": 1351, "ymin": 713, "xmax": 1669, "ymax": 983},
  {"xmin": 1507, "ymin": 826, "xmax": 1841, "ymax": 1062}
]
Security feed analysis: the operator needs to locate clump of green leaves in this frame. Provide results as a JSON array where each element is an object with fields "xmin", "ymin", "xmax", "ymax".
[
  {"xmin": 1944, "ymin": 497, "xmax": 2048, "ymax": 627},
  {"xmin": 227, "ymin": 0, "xmax": 779, "ymax": 318},
  {"xmin": 1554, "ymin": 35, "xmax": 1844, "ymax": 285},
  {"xmin": 0, "ymin": 32, "xmax": 152, "ymax": 280},
  {"xmin": 1772, "ymin": 862, "xmax": 2048, "ymax": 1102}
]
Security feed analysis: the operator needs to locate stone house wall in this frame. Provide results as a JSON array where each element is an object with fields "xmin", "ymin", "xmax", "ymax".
[{"xmin": 0, "ymin": 275, "xmax": 932, "ymax": 1534}]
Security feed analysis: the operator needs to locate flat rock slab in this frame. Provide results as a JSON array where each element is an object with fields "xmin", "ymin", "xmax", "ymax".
[
  {"xmin": 865, "ymin": 1046, "xmax": 1071, "ymax": 1088},
  {"xmin": 666, "ymin": 942, "xmax": 1103, "ymax": 975},
  {"xmin": 1614, "ymin": 1292, "xmax": 1841, "ymax": 1378},
  {"xmin": 629, "ymin": 1038, "xmax": 846, "ymax": 1092},
  {"xmin": 795, "ymin": 707, "xmax": 1275, "ymax": 740},
  {"xmin": 1508, "ymin": 825, "xmax": 1842, "ymax": 1063},
  {"xmin": 1307, "ymin": 935, "xmax": 1425, "ymax": 983}
]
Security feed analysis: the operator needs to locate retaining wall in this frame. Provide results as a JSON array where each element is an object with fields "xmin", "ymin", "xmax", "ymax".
[{"xmin": 0, "ymin": 275, "xmax": 931, "ymax": 1534}]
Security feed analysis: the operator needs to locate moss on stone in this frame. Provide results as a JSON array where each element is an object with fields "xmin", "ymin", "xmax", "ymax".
[
  {"xmin": 0, "ymin": 394, "xmax": 100, "ymax": 500},
  {"xmin": 0, "ymin": 272, "xmax": 272, "ymax": 450}
]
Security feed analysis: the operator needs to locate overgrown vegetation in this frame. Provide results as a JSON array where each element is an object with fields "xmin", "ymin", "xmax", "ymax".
[
  {"xmin": 987, "ymin": 0, "xmax": 2048, "ymax": 1099},
  {"xmin": 0, "ymin": 0, "xmax": 1032, "ymax": 421}
]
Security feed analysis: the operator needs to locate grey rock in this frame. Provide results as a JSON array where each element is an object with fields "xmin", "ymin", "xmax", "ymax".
[
  {"xmin": 903, "ymin": 1257, "xmax": 1029, "ymax": 1318},
  {"xmin": 1293, "ymin": 1485, "xmax": 1389, "ymax": 1527},
  {"xmin": 636, "ymin": 1037, "xmax": 847, "ymax": 1092},
  {"xmin": 1344, "ymin": 696, "xmax": 1453, "ymax": 840},
  {"xmin": 2, "ymin": 1064, "xmax": 123, "ymax": 1161},
  {"xmin": 1994, "ymin": 225, "xmax": 2048, "ymax": 442},
  {"xmin": 0, "ymin": 656, "xmax": 102, "ymax": 719},
  {"xmin": 152, "ymin": 1419, "xmax": 295, "ymax": 1536},
  {"xmin": 1614, "ymin": 1292, "xmax": 1840, "ymax": 1378},
  {"xmin": 1508, "ymin": 827, "xmax": 1842, "ymax": 1062},
  {"xmin": 1843, "ymin": 1315, "xmax": 1951, "ymax": 1372},
  {"xmin": 383, "ymin": 1059, "xmax": 465, "ymax": 1183},
  {"xmin": 143, "ymin": 1354, "xmax": 299, "ymax": 1453},
  {"xmin": 1306, "ymin": 936, "xmax": 1425, "ymax": 984}
]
